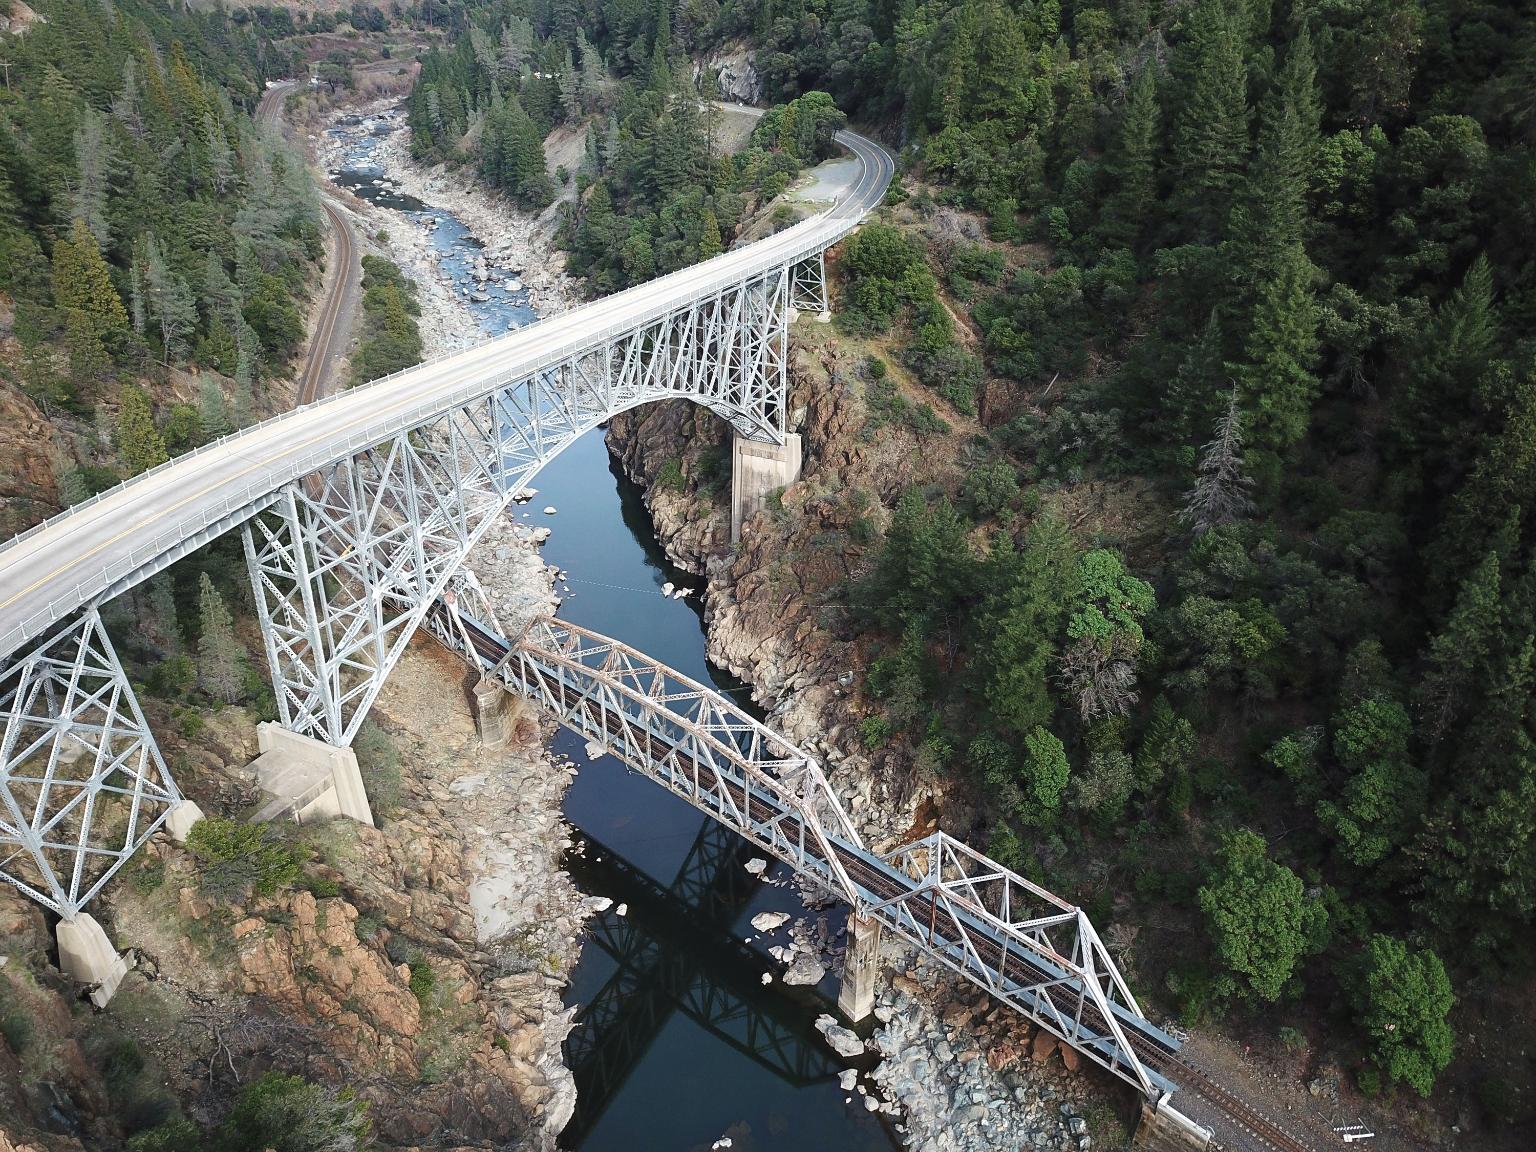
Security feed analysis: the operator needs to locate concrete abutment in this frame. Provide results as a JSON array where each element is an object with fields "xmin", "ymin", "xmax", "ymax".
[
  {"xmin": 473, "ymin": 677, "xmax": 529, "ymax": 749},
  {"xmin": 730, "ymin": 432, "xmax": 802, "ymax": 543},
  {"xmin": 1133, "ymin": 1096, "xmax": 1213, "ymax": 1152},
  {"xmin": 56, "ymin": 914, "xmax": 133, "ymax": 1008},
  {"xmin": 250, "ymin": 722, "xmax": 375, "ymax": 827}
]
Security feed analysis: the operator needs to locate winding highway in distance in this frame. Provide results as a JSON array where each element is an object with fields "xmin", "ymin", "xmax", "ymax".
[{"xmin": 0, "ymin": 122, "xmax": 894, "ymax": 662}]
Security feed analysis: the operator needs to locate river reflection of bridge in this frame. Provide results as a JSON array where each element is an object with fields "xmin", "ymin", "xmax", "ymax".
[{"xmin": 561, "ymin": 822, "xmax": 844, "ymax": 1148}]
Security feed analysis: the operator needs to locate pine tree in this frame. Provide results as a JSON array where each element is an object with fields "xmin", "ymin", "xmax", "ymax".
[
  {"xmin": 1415, "ymin": 550, "xmax": 1503, "ymax": 744},
  {"xmin": 1229, "ymin": 240, "xmax": 1319, "ymax": 463},
  {"xmin": 1398, "ymin": 256, "xmax": 1499, "ymax": 502},
  {"xmin": 143, "ymin": 573, "xmax": 182, "ymax": 654},
  {"xmin": 115, "ymin": 385, "xmax": 168, "ymax": 475},
  {"xmin": 197, "ymin": 572, "xmax": 245, "ymax": 704},
  {"xmin": 699, "ymin": 208, "xmax": 723, "ymax": 259},
  {"xmin": 205, "ymin": 112, "xmax": 235, "ymax": 195},
  {"xmin": 52, "ymin": 218, "xmax": 129, "ymax": 380},
  {"xmin": 558, "ymin": 47, "xmax": 582, "ymax": 120},
  {"xmin": 1180, "ymin": 388, "xmax": 1254, "ymax": 534},
  {"xmin": 578, "ymin": 31, "xmax": 604, "ymax": 111},
  {"xmin": 142, "ymin": 235, "xmax": 198, "ymax": 365},
  {"xmin": 198, "ymin": 373, "xmax": 232, "ymax": 439},
  {"xmin": 1168, "ymin": 0, "xmax": 1250, "ymax": 241},
  {"xmin": 71, "ymin": 108, "xmax": 112, "ymax": 247},
  {"xmin": 1162, "ymin": 309, "xmax": 1228, "ymax": 446},
  {"xmin": 1099, "ymin": 66, "xmax": 1160, "ymax": 250}
]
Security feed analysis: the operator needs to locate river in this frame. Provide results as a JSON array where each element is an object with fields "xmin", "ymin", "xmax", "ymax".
[{"xmin": 326, "ymin": 112, "xmax": 898, "ymax": 1152}]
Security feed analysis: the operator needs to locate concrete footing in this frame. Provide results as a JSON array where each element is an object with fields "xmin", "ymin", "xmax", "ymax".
[
  {"xmin": 57, "ymin": 914, "xmax": 133, "ymax": 1008},
  {"xmin": 1134, "ymin": 1096, "xmax": 1213, "ymax": 1151},
  {"xmin": 164, "ymin": 799, "xmax": 205, "ymax": 843},
  {"xmin": 730, "ymin": 432, "xmax": 803, "ymax": 542},
  {"xmin": 837, "ymin": 914, "xmax": 882, "ymax": 1021},
  {"xmin": 250, "ymin": 722, "xmax": 374, "ymax": 827},
  {"xmin": 473, "ymin": 677, "xmax": 525, "ymax": 749}
]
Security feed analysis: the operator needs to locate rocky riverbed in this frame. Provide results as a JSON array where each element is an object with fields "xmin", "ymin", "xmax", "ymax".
[{"xmin": 315, "ymin": 99, "xmax": 578, "ymax": 362}]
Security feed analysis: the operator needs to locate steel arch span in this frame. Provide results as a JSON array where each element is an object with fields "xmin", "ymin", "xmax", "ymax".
[
  {"xmin": 245, "ymin": 260, "xmax": 812, "ymax": 747},
  {"xmin": 0, "ymin": 126, "xmax": 891, "ymax": 917}
]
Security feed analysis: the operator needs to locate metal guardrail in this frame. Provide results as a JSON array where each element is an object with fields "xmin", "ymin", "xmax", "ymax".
[{"xmin": 0, "ymin": 128, "xmax": 888, "ymax": 662}]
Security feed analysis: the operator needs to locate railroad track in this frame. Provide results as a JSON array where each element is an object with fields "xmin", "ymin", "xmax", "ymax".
[
  {"xmin": 255, "ymin": 78, "xmax": 357, "ymax": 408},
  {"xmin": 297, "ymin": 196, "xmax": 356, "ymax": 405},
  {"xmin": 428, "ymin": 588, "xmax": 1320, "ymax": 1152}
]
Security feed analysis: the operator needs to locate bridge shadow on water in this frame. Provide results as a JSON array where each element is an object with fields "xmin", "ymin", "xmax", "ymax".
[{"xmin": 531, "ymin": 431, "xmax": 895, "ymax": 1152}]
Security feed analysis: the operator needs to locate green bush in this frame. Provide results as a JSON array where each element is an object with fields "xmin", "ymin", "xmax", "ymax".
[
  {"xmin": 409, "ymin": 960, "xmax": 437, "ymax": 1006},
  {"xmin": 657, "ymin": 458, "xmax": 686, "ymax": 492},
  {"xmin": 1345, "ymin": 934, "xmax": 1455, "ymax": 1097},
  {"xmin": 186, "ymin": 818, "xmax": 302, "ymax": 901},
  {"xmin": 962, "ymin": 458, "xmax": 1020, "ymax": 518},
  {"xmin": 221, "ymin": 1072, "xmax": 370, "ymax": 1152},
  {"xmin": 859, "ymin": 714, "xmax": 892, "ymax": 749}
]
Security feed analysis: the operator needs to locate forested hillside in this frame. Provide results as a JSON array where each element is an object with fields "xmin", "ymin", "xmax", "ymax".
[
  {"xmin": 402, "ymin": 0, "xmax": 1536, "ymax": 1121},
  {"xmin": 406, "ymin": 2, "xmax": 848, "ymax": 289},
  {"xmin": 0, "ymin": 0, "xmax": 318, "ymax": 530}
]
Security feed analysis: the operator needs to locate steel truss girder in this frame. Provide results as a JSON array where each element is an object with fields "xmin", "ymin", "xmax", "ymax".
[
  {"xmin": 433, "ymin": 611, "xmax": 865, "ymax": 898},
  {"xmin": 0, "ymin": 611, "xmax": 182, "ymax": 917},
  {"xmin": 433, "ymin": 609, "xmax": 1171, "ymax": 1101},
  {"xmin": 870, "ymin": 832, "xmax": 1157, "ymax": 1095},
  {"xmin": 246, "ymin": 267, "xmax": 797, "ymax": 748}
]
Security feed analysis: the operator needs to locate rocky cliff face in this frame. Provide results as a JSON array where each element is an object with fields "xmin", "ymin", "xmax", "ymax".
[
  {"xmin": 0, "ymin": 381, "xmax": 61, "ymax": 536},
  {"xmin": 1, "ymin": 633, "xmax": 584, "ymax": 1152},
  {"xmin": 606, "ymin": 328, "xmax": 967, "ymax": 848}
]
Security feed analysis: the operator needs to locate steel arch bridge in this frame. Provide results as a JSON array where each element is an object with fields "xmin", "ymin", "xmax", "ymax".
[{"xmin": 0, "ymin": 126, "xmax": 890, "ymax": 924}]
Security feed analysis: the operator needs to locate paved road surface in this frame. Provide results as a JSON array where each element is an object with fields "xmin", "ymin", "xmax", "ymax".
[{"xmin": 0, "ymin": 124, "xmax": 893, "ymax": 661}]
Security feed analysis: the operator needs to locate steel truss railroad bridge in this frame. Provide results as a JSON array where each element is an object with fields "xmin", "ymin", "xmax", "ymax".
[{"xmin": 0, "ymin": 124, "xmax": 1216, "ymax": 1142}]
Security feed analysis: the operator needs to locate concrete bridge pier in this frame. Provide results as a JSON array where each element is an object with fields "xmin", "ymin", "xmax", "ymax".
[
  {"xmin": 164, "ymin": 799, "xmax": 206, "ymax": 842},
  {"xmin": 250, "ymin": 722, "xmax": 374, "ymax": 827},
  {"xmin": 56, "ymin": 914, "xmax": 133, "ymax": 1008},
  {"xmin": 1134, "ymin": 1095, "xmax": 1213, "ymax": 1151},
  {"xmin": 730, "ymin": 433, "xmax": 802, "ymax": 542},
  {"xmin": 836, "ymin": 913, "xmax": 882, "ymax": 1021},
  {"xmin": 473, "ymin": 677, "xmax": 527, "ymax": 749}
]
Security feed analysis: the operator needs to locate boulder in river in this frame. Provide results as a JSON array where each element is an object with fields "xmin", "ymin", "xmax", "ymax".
[
  {"xmin": 814, "ymin": 1014, "xmax": 866, "ymax": 1058},
  {"xmin": 783, "ymin": 953, "xmax": 827, "ymax": 986}
]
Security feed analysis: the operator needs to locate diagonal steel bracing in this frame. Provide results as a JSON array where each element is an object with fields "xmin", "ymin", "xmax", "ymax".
[
  {"xmin": 0, "ymin": 611, "xmax": 182, "ymax": 918},
  {"xmin": 427, "ymin": 606, "xmax": 1176, "ymax": 1101},
  {"xmin": 245, "ymin": 267, "xmax": 797, "ymax": 747}
]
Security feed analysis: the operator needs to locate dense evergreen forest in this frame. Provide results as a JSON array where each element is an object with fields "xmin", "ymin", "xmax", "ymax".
[
  {"xmin": 403, "ymin": 0, "xmax": 1536, "ymax": 1115},
  {"xmin": 0, "ymin": 0, "xmax": 317, "ymax": 507},
  {"xmin": 406, "ymin": 1, "xmax": 847, "ymax": 289}
]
